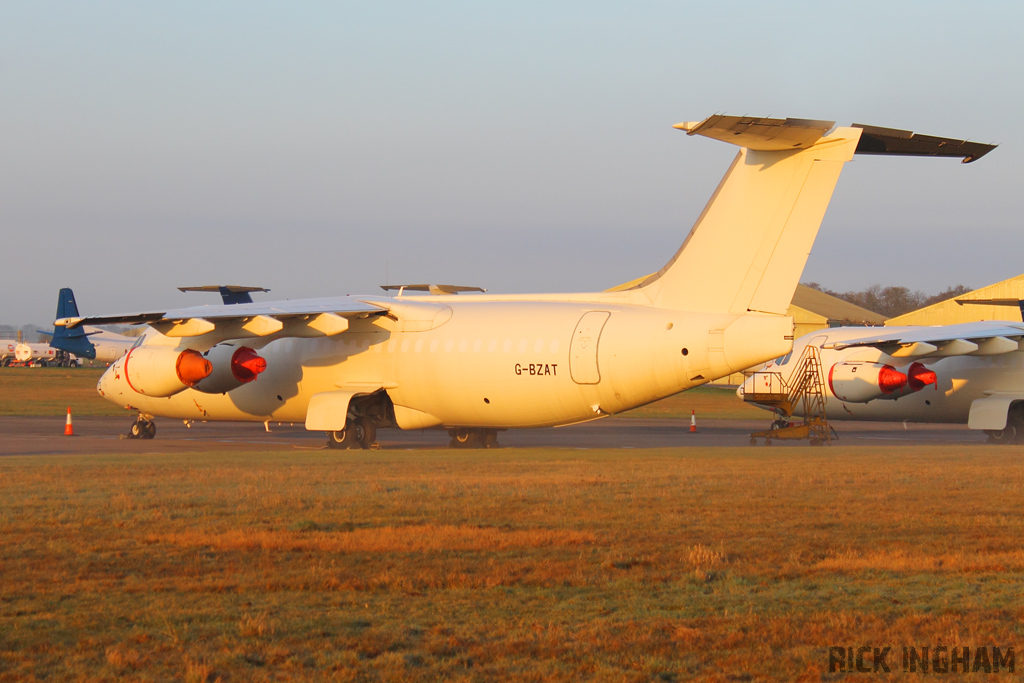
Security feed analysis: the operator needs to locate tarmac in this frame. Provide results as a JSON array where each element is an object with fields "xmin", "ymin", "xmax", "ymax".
[{"xmin": 0, "ymin": 414, "xmax": 988, "ymax": 456}]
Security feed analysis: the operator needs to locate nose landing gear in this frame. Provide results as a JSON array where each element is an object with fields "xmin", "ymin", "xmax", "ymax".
[{"xmin": 127, "ymin": 416, "xmax": 157, "ymax": 439}]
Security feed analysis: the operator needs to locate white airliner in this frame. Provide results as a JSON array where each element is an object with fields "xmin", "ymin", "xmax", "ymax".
[
  {"xmin": 56, "ymin": 115, "xmax": 994, "ymax": 446},
  {"xmin": 739, "ymin": 306, "xmax": 1024, "ymax": 443}
]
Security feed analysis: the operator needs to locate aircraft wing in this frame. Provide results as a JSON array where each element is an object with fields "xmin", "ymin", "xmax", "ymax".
[
  {"xmin": 827, "ymin": 321, "xmax": 1024, "ymax": 358},
  {"xmin": 56, "ymin": 297, "xmax": 388, "ymax": 347}
]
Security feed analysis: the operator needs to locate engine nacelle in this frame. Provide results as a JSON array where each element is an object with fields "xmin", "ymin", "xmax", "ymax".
[
  {"xmin": 193, "ymin": 344, "xmax": 267, "ymax": 394},
  {"xmin": 123, "ymin": 346, "xmax": 212, "ymax": 397},
  {"xmin": 828, "ymin": 361, "xmax": 908, "ymax": 403}
]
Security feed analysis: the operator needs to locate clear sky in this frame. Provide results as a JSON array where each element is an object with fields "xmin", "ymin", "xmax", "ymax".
[{"xmin": 2, "ymin": 1, "xmax": 1021, "ymax": 326}]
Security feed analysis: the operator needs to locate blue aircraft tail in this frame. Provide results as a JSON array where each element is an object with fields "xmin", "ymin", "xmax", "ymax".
[{"xmin": 50, "ymin": 288, "xmax": 96, "ymax": 358}]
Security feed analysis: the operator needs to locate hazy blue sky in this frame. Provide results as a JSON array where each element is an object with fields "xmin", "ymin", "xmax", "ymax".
[{"xmin": 2, "ymin": 1, "xmax": 1021, "ymax": 326}]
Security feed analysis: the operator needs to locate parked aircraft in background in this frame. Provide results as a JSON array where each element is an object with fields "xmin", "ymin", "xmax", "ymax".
[
  {"xmin": 46, "ymin": 289, "xmax": 136, "ymax": 363},
  {"xmin": 57, "ymin": 115, "xmax": 994, "ymax": 445},
  {"xmin": 739, "ymin": 302, "xmax": 1024, "ymax": 443}
]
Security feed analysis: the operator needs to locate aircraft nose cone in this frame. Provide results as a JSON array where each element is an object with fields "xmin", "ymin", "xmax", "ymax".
[{"xmin": 97, "ymin": 360, "xmax": 124, "ymax": 399}]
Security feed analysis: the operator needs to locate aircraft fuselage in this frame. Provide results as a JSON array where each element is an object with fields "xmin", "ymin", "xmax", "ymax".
[{"xmin": 99, "ymin": 297, "xmax": 792, "ymax": 429}]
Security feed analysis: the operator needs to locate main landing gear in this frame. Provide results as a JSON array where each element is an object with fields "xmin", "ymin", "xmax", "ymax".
[
  {"xmin": 986, "ymin": 404, "xmax": 1024, "ymax": 444},
  {"xmin": 327, "ymin": 417, "xmax": 379, "ymax": 450},
  {"xmin": 127, "ymin": 416, "xmax": 156, "ymax": 440},
  {"xmin": 448, "ymin": 428, "xmax": 500, "ymax": 449}
]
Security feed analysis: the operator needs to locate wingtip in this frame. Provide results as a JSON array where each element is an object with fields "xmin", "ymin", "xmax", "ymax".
[{"xmin": 673, "ymin": 121, "xmax": 702, "ymax": 133}]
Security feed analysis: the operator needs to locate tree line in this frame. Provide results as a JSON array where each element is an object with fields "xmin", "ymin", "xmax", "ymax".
[{"xmin": 801, "ymin": 282, "xmax": 973, "ymax": 319}]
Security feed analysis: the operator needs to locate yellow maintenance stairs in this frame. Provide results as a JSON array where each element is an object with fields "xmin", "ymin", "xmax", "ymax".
[{"xmin": 743, "ymin": 345, "xmax": 833, "ymax": 446}]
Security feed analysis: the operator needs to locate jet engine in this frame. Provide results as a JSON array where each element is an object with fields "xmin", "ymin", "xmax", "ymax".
[
  {"xmin": 123, "ymin": 346, "xmax": 212, "ymax": 397},
  {"xmin": 827, "ymin": 361, "xmax": 908, "ymax": 403},
  {"xmin": 192, "ymin": 344, "xmax": 267, "ymax": 394}
]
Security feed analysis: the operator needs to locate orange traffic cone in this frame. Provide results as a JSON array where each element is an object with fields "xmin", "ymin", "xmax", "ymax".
[
  {"xmin": 64, "ymin": 407, "xmax": 74, "ymax": 436},
  {"xmin": 689, "ymin": 410, "xmax": 697, "ymax": 433}
]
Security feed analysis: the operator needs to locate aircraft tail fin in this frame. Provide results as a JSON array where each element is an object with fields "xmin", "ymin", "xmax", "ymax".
[
  {"xmin": 50, "ymin": 288, "xmax": 93, "ymax": 356},
  {"xmin": 56, "ymin": 287, "xmax": 81, "ymax": 321},
  {"xmin": 630, "ymin": 115, "xmax": 993, "ymax": 316}
]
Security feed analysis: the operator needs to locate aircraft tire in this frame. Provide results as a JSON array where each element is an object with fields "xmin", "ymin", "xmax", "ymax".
[
  {"xmin": 143, "ymin": 421, "xmax": 156, "ymax": 439},
  {"xmin": 327, "ymin": 429, "xmax": 353, "ymax": 449},
  {"xmin": 986, "ymin": 425, "xmax": 1017, "ymax": 444},
  {"xmin": 450, "ymin": 428, "xmax": 486, "ymax": 449},
  {"xmin": 327, "ymin": 419, "xmax": 370, "ymax": 450},
  {"xmin": 359, "ymin": 419, "xmax": 376, "ymax": 449}
]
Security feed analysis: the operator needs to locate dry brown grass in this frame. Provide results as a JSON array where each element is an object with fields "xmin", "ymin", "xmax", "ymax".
[
  {"xmin": 157, "ymin": 524, "xmax": 595, "ymax": 553},
  {"xmin": 0, "ymin": 367, "xmax": 124, "ymax": 417},
  {"xmin": 1, "ymin": 445, "xmax": 1023, "ymax": 681}
]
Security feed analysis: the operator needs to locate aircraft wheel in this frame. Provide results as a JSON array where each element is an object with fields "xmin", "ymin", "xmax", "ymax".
[
  {"xmin": 359, "ymin": 419, "xmax": 377, "ymax": 448},
  {"xmin": 327, "ymin": 427, "xmax": 356, "ymax": 449},
  {"xmin": 449, "ymin": 428, "xmax": 485, "ymax": 449},
  {"xmin": 483, "ymin": 429, "xmax": 500, "ymax": 449},
  {"xmin": 987, "ymin": 424, "xmax": 1017, "ymax": 444},
  {"xmin": 130, "ymin": 419, "xmax": 156, "ymax": 439},
  {"xmin": 327, "ymin": 419, "xmax": 370, "ymax": 449}
]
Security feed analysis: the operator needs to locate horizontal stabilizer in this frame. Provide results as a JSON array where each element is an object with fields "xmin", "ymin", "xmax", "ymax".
[
  {"xmin": 381, "ymin": 284, "xmax": 486, "ymax": 295},
  {"xmin": 853, "ymin": 124, "xmax": 996, "ymax": 163},
  {"xmin": 674, "ymin": 115, "xmax": 836, "ymax": 151},
  {"xmin": 178, "ymin": 285, "xmax": 271, "ymax": 305}
]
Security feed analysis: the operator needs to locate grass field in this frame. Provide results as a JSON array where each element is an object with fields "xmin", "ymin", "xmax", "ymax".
[
  {"xmin": 0, "ymin": 368, "xmax": 124, "ymax": 417},
  {"xmin": 0, "ymin": 367, "xmax": 763, "ymax": 420},
  {"xmin": 2, "ymin": 446, "xmax": 1023, "ymax": 681}
]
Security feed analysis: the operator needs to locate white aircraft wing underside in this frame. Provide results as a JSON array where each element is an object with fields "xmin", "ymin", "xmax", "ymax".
[
  {"xmin": 56, "ymin": 297, "xmax": 389, "ymax": 348},
  {"xmin": 828, "ymin": 321, "xmax": 1024, "ymax": 358},
  {"xmin": 58, "ymin": 297, "xmax": 386, "ymax": 328}
]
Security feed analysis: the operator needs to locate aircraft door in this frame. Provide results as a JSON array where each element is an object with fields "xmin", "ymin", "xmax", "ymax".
[{"xmin": 569, "ymin": 311, "xmax": 610, "ymax": 385}]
